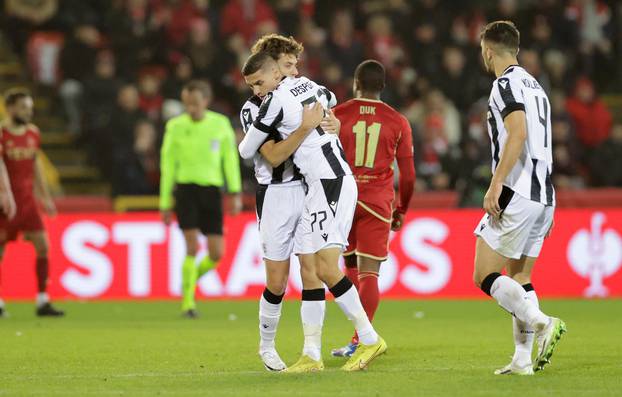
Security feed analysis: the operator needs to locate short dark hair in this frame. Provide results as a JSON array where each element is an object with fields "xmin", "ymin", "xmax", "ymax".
[
  {"xmin": 242, "ymin": 52, "xmax": 276, "ymax": 76},
  {"xmin": 251, "ymin": 34, "xmax": 304, "ymax": 59},
  {"xmin": 354, "ymin": 60, "xmax": 385, "ymax": 93},
  {"xmin": 3, "ymin": 87, "xmax": 31, "ymax": 106},
  {"xmin": 480, "ymin": 20, "xmax": 520, "ymax": 53},
  {"xmin": 182, "ymin": 80, "xmax": 212, "ymax": 99}
]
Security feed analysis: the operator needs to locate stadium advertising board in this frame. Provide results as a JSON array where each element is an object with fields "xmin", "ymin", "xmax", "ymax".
[{"xmin": 2, "ymin": 210, "xmax": 621, "ymax": 299}]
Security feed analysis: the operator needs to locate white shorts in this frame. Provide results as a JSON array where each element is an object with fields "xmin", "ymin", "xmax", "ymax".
[
  {"xmin": 474, "ymin": 188, "xmax": 554, "ymax": 259},
  {"xmin": 256, "ymin": 181, "xmax": 305, "ymax": 261},
  {"xmin": 294, "ymin": 175, "xmax": 357, "ymax": 255}
]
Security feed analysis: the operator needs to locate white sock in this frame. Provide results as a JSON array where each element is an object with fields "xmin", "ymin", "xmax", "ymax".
[
  {"xmin": 334, "ymin": 285, "xmax": 378, "ymax": 345},
  {"xmin": 490, "ymin": 276, "xmax": 548, "ymax": 328},
  {"xmin": 258, "ymin": 294, "xmax": 282, "ymax": 352},
  {"xmin": 300, "ymin": 299, "xmax": 325, "ymax": 361},
  {"xmin": 512, "ymin": 289, "xmax": 539, "ymax": 366},
  {"xmin": 36, "ymin": 292, "xmax": 49, "ymax": 307},
  {"xmin": 0, "ymin": 298, "xmax": 5, "ymax": 308}
]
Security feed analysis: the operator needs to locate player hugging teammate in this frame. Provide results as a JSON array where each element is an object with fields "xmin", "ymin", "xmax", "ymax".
[
  {"xmin": 238, "ymin": 34, "xmax": 328, "ymax": 371},
  {"xmin": 239, "ymin": 35, "xmax": 389, "ymax": 372}
]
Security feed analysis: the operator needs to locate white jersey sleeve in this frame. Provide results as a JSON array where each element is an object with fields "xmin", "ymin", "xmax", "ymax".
[
  {"xmin": 490, "ymin": 76, "xmax": 526, "ymax": 120},
  {"xmin": 238, "ymin": 93, "xmax": 283, "ymax": 159},
  {"xmin": 318, "ymin": 85, "xmax": 337, "ymax": 108},
  {"xmin": 239, "ymin": 95, "xmax": 303, "ymax": 185},
  {"xmin": 252, "ymin": 92, "xmax": 284, "ymax": 135},
  {"xmin": 240, "ymin": 105, "xmax": 254, "ymax": 133}
]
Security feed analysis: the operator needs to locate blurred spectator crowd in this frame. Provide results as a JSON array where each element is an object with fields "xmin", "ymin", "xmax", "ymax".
[{"xmin": 1, "ymin": 0, "xmax": 622, "ymax": 204}]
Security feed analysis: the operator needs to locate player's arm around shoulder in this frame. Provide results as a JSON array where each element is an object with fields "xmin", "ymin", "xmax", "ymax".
[
  {"xmin": 258, "ymin": 102, "xmax": 324, "ymax": 168},
  {"xmin": 320, "ymin": 108, "xmax": 340, "ymax": 135},
  {"xmin": 238, "ymin": 93, "xmax": 282, "ymax": 160}
]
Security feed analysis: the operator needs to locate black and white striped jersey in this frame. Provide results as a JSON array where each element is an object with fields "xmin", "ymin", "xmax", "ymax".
[
  {"xmin": 240, "ymin": 76, "xmax": 349, "ymax": 184},
  {"xmin": 487, "ymin": 65, "xmax": 555, "ymax": 206},
  {"xmin": 240, "ymin": 95, "xmax": 301, "ymax": 185}
]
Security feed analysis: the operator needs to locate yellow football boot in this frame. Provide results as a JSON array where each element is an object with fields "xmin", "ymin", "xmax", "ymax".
[{"xmin": 341, "ymin": 336, "xmax": 387, "ymax": 371}]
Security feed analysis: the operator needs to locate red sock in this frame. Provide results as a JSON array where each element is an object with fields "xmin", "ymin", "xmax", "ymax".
[
  {"xmin": 345, "ymin": 266, "xmax": 359, "ymax": 290},
  {"xmin": 36, "ymin": 257, "xmax": 49, "ymax": 293},
  {"xmin": 358, "ymin": 271, "xmax": 380, "ymax": 322},
  {"xmin": 350, "ymin": 271, "xmax": 380, "ymax": 345}
]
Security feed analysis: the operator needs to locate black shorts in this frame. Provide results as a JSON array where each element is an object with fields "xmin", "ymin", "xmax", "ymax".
[{"xmin": 174, "ymin": 184, "xmax": 223, "ymax": 235}]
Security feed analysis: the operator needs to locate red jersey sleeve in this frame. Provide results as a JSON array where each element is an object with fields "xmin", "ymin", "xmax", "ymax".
[
  {"xmin": 396, "ymin": 115, "xmax": 414, "ymax": 159},
  {"xmin": 395, "ymin": 115, "xmax": 415, "ymax": 214}
]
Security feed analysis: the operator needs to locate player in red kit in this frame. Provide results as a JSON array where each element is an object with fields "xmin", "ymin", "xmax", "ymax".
[
  {"xmin": 331, "ymin": 60, "xmax": 415, "ymax": 357},
  {"xmin": 0, "ymin": 88, "xmax": 64, "ymax": 317}
]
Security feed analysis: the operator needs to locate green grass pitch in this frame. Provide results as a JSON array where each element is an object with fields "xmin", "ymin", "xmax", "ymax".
[{"xmin": 1, "ymin": 299, "xmax": 620, "ymax": 396}]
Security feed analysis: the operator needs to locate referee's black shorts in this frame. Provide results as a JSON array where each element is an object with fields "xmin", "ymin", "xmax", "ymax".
[{"xmin": 174, "ymin": 184, "xmax": 223, "ymax": 235}]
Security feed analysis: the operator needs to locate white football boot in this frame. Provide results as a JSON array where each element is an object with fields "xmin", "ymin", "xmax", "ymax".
[
  {"xmin": 494, "ymin": 361, "xmax": 534, "ymax": 376},
  {"xmin": 260, "ymin": 349, "xmax": 287, "ymax": 372}
]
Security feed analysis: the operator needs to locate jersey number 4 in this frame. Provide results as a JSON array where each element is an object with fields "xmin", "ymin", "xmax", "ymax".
[
  {"xmin": 353, "ymin": 121, "xmax": 381, "ymax": 168},
  {"xmin": 534, "ymin": 96, "xmax": 549, "ymax": 148}
]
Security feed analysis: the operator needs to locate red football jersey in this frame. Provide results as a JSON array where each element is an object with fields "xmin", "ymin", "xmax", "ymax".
[
  {"xmin": 335, "ymin": 98, "xmax": 413, "ymax": 219},
  {"xmin": 0, "ymin": 125, "xmax": 40, "ymax": 200}
]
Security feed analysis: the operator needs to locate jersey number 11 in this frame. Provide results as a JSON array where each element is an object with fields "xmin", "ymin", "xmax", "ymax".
[{"xmin": 353, "ymin": 121, "xmax": 381, "ymax": 168}]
